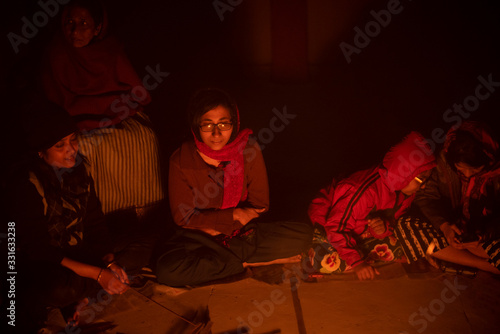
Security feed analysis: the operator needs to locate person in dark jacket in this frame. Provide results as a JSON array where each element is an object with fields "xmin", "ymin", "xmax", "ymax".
[
  {"xmin": 396, "ymin": 121, "xmax": 500, "ymax": 274},
  {"xmin": 8, "ymin": 101, "xmax": 129, "ymax": 332}
]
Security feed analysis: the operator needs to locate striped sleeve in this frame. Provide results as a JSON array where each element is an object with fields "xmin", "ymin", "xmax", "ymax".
[{"xmin": 316, "ymin": 173, "xmax": 379, "ymax": 267}]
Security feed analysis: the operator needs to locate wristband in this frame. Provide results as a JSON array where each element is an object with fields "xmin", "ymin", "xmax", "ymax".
[{"xmin": 97, "ymin": 268, "xmax": 104, "ymax": 282}]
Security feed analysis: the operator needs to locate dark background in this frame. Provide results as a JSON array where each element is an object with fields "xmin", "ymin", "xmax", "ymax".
[{"xmin": 2, "ymin": 0, "xmax": 500, "ymax": 221}]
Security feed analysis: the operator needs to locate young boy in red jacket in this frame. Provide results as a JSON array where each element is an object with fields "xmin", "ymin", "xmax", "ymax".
[{"xmin": 308, "ymin": 132, "xmax": 436, "ymax": 280}]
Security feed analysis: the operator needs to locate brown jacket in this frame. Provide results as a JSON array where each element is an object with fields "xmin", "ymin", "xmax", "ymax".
[{"xmin": 168, "ymin": 138, "xmax": 269, "ymax": 235}]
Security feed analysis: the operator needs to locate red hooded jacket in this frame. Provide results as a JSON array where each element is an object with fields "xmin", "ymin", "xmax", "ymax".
[{"xmin": 308, "ymin": 132, "xmax": 436, "ymax": 267}]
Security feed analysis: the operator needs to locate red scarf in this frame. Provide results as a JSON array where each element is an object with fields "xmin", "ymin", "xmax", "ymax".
[{"xmin": 194, "ymin": 129, "xmax": 253, "ymax": 209}]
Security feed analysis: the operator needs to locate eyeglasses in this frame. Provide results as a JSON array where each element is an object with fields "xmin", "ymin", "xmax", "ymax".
[
  {"xmin": 199, "ymin": 122, "xmax": 233, "ymax": 132},
  {"xmin": 414, "ymin": 176, "xmax": 428, "ymax": 186}
]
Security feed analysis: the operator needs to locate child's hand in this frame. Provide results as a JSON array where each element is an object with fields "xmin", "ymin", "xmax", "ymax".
[
  {"xmin": 368, "ymin": 217, "xmax": 387, "ymax": 236},
  {"xmin": 354, "ymin": 262, "xmax": 380, "ymax": 280},
  {"xmin": 440, "ymin": 222, "xmax": 463, "ymax": 248},
  {"xmin": 233, "ymin": 207, "xmax": 266, "ymax": 225}
]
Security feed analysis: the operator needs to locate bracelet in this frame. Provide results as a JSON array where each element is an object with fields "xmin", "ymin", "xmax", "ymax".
[
  {"xmin": 97, "ymin": 268, "xmax": 104, "ymax": 282},
  {"xmin": 106, "ymin": 261, "xmax": 116, "ymax": 269}
]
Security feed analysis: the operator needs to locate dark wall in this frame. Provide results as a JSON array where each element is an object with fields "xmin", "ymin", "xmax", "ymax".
[{"xmin": 3, "ymin": 0, "xmax": 500, "ymax": 219}]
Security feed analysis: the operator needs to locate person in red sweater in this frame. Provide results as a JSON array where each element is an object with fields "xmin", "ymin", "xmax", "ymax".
[
  {"xmin": 155, "ymin": 88, "xmax": 312, "ymax": 287},
  {"xmin": 41, "ymin": 0, "xmax": 164, "ymax": 215},
  {"xmin": 308, "ymin": 132, "xmax": 436, "ymax": 280}
]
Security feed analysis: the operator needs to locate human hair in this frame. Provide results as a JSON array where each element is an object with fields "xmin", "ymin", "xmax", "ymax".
[
  {"xmin": 187, "ymin": 88, "xmax": 239, "ymax": 142},
  {"xmin": 445, "ymin": 130, "xmax": 492, "ymax": 170},
  {"xmin": 23, "ymin": 99, "xmax": 78, "ymax": 153},
  {"xmin": 65, "ymin": 0, "xmax": 105, "ymax": 28}
]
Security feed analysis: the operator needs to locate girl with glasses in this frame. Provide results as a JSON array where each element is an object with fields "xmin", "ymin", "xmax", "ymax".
[{"xmin": 154, "ymin": 88, "xmax": 311, "ymax": 287}]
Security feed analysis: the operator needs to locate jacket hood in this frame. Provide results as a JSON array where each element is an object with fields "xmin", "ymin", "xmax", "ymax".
[
  {"xmin": 443, "ymin": 121, "xmax": 499, "ymax": 163},
  {"xmin": 379, "ymin": 132, "xmax": 436, "ymax": 191}
]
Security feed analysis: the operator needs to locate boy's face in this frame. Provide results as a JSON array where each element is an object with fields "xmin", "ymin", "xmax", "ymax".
[{"xmin": 401, "ymin": 170, "xmax": 432, "ymax": 196}]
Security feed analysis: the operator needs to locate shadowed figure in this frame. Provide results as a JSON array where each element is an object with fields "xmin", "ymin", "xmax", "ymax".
[{"xmin": 41, "ymin": 0, "xmax": 164, "ymax": 215}]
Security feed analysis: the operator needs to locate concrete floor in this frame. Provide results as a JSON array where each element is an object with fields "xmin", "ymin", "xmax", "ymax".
[{"xmin": 45, "ymin": 262, "xmax": 500, "ymax": 334}]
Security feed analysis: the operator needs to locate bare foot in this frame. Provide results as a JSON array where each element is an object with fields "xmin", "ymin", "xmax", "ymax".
[{"xmin": 243, "ymin": 254, "xmax": 302, "ymax": 267}]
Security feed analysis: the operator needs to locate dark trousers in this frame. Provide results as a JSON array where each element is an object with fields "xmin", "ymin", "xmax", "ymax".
[
  {"xmin": 154, "ymin": 221, "xmax": 312, "ymax": 287},
  {"xmin": 106, "ymin": 206, "xmax": 161, "ymax": 276},
  {"xmin": 113, "ymin": 232, "xmax": 157, "ymax": 276}
]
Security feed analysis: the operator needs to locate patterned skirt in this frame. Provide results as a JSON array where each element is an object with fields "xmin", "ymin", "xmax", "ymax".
[
  {"xmin": 395, "ymin": 216, "xmax": 500, "ymax": 270},
  {"xmin": 480, "ymin": 239, "xmax": 500, "ymax": 269},
  {"xmin": 394, "ymin": 216, "xmax": 449, "ymax": 263},
  {"xmin": 303, "ymin": 224, "xmax": 406, "ymax": 274},
  {"xmin": 78, "ymin": 111, "xmax": 164, "ymax": 214}
]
